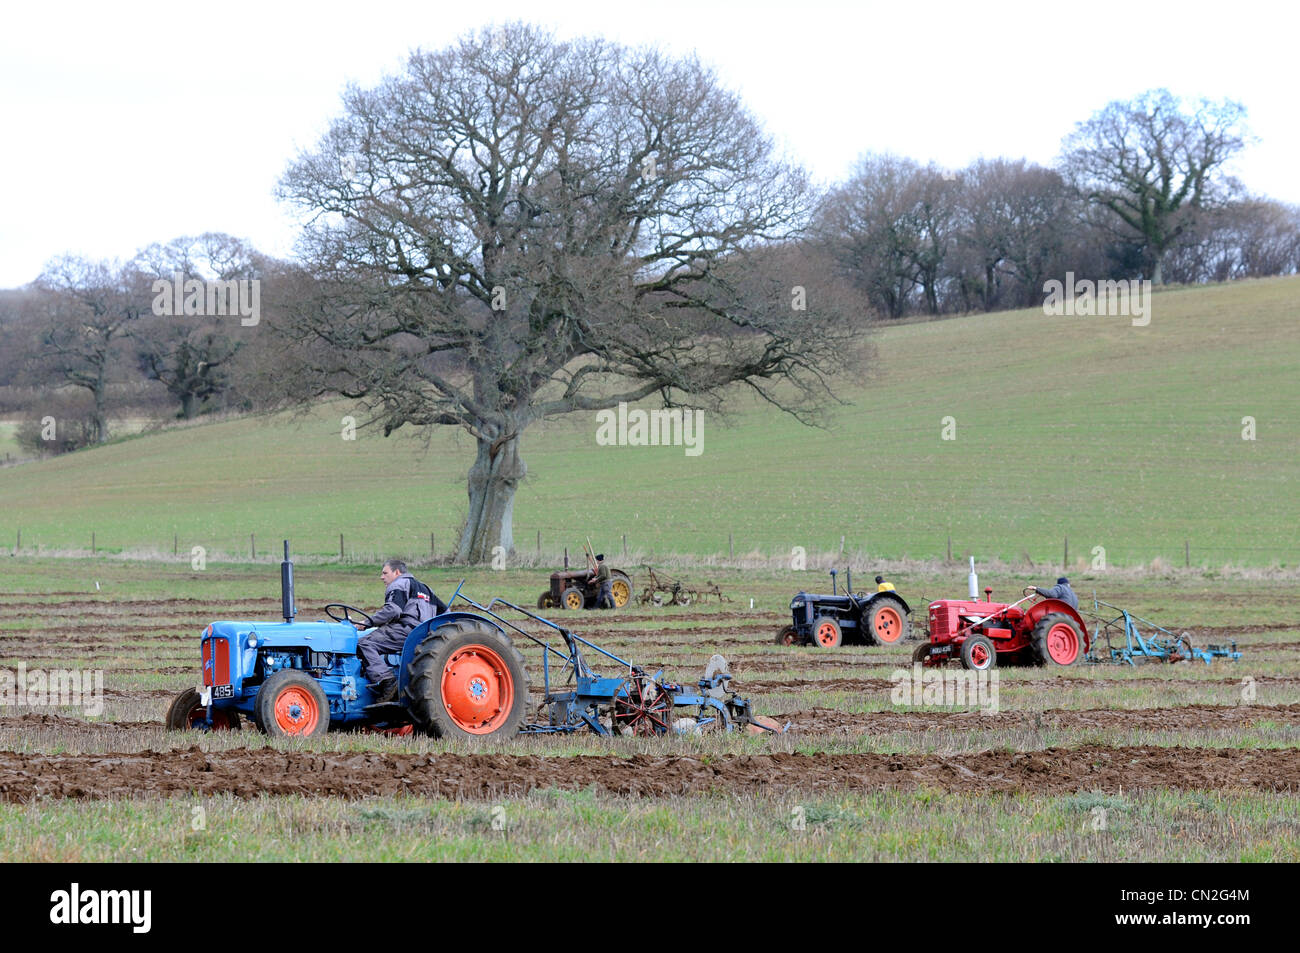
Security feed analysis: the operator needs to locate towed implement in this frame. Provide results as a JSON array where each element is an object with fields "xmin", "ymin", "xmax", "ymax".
[
  {"xmin": 166, "ymin": 542, "xmax": 779, "ymax": 739},
  {"xmin": 1084, "ymin": 597, "xmax": 1241, "ymax": 665}
]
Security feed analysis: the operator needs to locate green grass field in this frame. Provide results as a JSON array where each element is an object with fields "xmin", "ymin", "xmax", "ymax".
[{"xmin": 1, "ymin": 275, "xmax": 1296, "ymax": 567}]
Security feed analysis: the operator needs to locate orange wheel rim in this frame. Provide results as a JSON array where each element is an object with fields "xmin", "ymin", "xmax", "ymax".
[
  {"xmin": 874, "ymin": 607, "xmax": 903, "ymax": 643},
  {"xmin": 273, "ymin": 687, "xmax": 320, "ymax": 734},
  {"xmin": 442, "ymin": 644, "xmax": 514, "ymax": 734},
  {"xmin": 816, "ymin": 622, "xmax": 837, "ymax": 646},
  {"xmin": 1046, "ymin": 623, "xmax": 1079, "ymax": 664}
]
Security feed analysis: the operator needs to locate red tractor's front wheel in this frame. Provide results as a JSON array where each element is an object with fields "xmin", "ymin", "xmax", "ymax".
[
  {"xmin": 256, "ymin": 670, "xmax": 330, "ymax": 738},
  {"xmin": 165, "ymin": 688, "xmax": 241, "ymax": 731},
  {"xmin": 774, "ymin": 624, "xmax": 799, "ymax": 646},
  {"xmin": 960, "ymin": 634, "xmax": 997, "ymax": 671}
]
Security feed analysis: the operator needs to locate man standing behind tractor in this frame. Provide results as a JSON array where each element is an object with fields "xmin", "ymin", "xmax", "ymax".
[
  {"xmin": 1027, "ymin": 576, "xmax": 1079, "ymax": 610},
  {"xmin": 591, "ymin": 554, "xmax": 614, "ymax": 609},
  {"xmin": 360, "ymin": 559, "xmax": 447, "ymax": 703}
]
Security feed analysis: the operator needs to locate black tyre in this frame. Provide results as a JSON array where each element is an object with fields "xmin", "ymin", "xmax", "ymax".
[
  {"xmin": 255, "ymin": 670, "xmax": 330, "ymax": 737},
  {"xmin": 165, "ymin": 687, "xmax": 241, "ymax": 731},
  {"xmin": 775, "ymin": 624, "xmax": 799, "ymax": 646},
  {"xmin": 406, "ymin": 617, "xmax": 529, "ymax": 740},
  {"xmin": 911, "ymin": 641, "xmax": 931, "ymax": 665},
  {"xmin": 864, "ymin": 596, "xmax": 910, "ymax": 646},
  {"xmin": 810, "ymin": 616, "xmax": 842, "ymax": 648},
  {"xmin": 1031, "ymin": 612, "xmax": 1084, "ymax": 667},
  {"xmin": 960, "ymin": 634, "xmax": 997, "ymax": 671},
  {"xmin": 537, "ymin": 591, "xmax": 557, "ymax": 610}
]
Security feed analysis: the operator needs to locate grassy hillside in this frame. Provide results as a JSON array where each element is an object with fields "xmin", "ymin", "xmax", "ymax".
[{"xmin": 1, "ymin": 276, "xmax": 1297, "ymax": 567}]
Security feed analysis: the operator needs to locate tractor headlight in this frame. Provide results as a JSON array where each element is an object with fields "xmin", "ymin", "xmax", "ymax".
[
  {"xmin": 790, "ymin": 599, "xmax": 805, "ymax": 609},
  {"xmin": 247, "ymin": 636, "xmax": 258, "ymax": 648}
]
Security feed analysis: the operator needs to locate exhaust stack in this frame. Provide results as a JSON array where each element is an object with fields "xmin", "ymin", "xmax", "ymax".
[
  {"xmin": 968, "ymin": 557, "xmax": 978, "ymax": 601},
  {"xmin": 281, "ymin": 540, "xmax": 296, "ymax": 623}
]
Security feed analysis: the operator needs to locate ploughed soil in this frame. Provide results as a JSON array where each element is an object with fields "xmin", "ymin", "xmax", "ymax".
[{"xmin": 0, "ymin": 744, "xmax": 1294, "ymax": 801}]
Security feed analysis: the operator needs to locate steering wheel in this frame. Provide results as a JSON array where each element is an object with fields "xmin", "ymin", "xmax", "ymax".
[
  {"xmin": 1022, "ymin": 587, "xmax": 1039, "ymax": 599},
  {"xmin": 325, "ymin": 603, "xmax": 377, "ymax": 628}
]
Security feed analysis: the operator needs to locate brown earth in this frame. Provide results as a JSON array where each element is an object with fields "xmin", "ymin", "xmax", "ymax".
[{"xmin": 0, "ymin": 744, "xmax": 1294, "ymax": 801}]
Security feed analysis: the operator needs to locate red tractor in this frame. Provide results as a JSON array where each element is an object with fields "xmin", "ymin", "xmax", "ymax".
[{"xmin": 915, "ymin": 564, "xmax": 1089, "ymax": 670}]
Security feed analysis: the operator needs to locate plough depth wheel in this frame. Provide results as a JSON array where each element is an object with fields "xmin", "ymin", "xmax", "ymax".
[{"xmin": 612, "ymin": 676, "xmax": 673, "ymax": 736}]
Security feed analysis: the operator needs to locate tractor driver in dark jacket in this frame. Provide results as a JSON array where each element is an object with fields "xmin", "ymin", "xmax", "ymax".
[
  {"xmin": 360, "ymin": 559, "xmax": 447, "ymax": 703},
  {"xmin": 1027, "ymin": 577, "xmax": 1078, "ymax": 610}
]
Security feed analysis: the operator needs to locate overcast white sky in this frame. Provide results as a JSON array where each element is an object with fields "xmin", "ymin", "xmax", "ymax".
[{"xmin": 1, "ymin": 0, "xmax": 1295, "ymax": 288}]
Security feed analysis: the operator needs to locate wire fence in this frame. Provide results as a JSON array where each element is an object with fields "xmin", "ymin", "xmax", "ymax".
[{"xmin": 5, "ymin": 524, "xmax": 1298, "ymax": 570}]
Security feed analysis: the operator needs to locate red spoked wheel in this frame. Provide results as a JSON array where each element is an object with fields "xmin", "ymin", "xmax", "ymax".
[
  {"xmin": 440, "ymin": 644, "xmax": 517, "ymax": 736},
  {"xmin": 775, "ymin": 625, "xmax": 799, "ymax": 646},
  {"xmin": 612, "ymin": 675, "xmax": 674, "ymax": 736}
]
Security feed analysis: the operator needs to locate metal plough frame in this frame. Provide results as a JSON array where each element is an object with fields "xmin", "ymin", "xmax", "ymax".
[
  {"xmin": 450, "ymin": 587, "xmax": 772, "ymax": 735},
  {"xmin": 1083, "ymin": 596, "xmax": 1241, "ymax": 666},
  {"xmin": 637, "ymin": 565, "xmax": 731, "ymax": 607}
]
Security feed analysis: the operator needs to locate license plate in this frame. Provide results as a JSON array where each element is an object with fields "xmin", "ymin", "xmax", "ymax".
[
  {"xmin": 212, "ymin": 684, "xmax": 234, "ymax": 699},
  {"xmin": 932, "ymin": 645, "xmax": 952, "ymax": 654}
]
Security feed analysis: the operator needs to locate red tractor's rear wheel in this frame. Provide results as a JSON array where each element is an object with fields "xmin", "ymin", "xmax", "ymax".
[
  {"xmin": 960, "ymin": 634, "xmax": 997, "ymax": 671},
  {"xmin": 811, "ymin": 616, "xmax": 842, "ymax": 648},
  {"xmin": 165, "ymin": 688, "xmax": 241, "ymax": 731},
  {"xmin": 911, "ymin": 641, "xmax": 932, "ymax": 665},
  {"xmin": 1031, "ymin": 613, "xmax": 1084, "ymax": 666},
  {"xmin": 866, "ymin": 597, "xmax": 910, "ymax": 645},
  {"xmin": 407, "ymin": 618, "xmax": 528, "ymax": 740}
]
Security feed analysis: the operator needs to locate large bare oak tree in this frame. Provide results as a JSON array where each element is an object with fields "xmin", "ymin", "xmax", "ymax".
[{"xmin": 276, "ymin": 24, "xmax": 865, "ymax": 562}]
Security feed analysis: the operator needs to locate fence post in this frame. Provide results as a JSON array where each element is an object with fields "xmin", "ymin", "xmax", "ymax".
[
  {"xmin": 839, "ymin": 535, "xmax": 845, "ymax": 559},
  {"xmin": 430, "ymin": 533, "xmax": 435, "ymax": 557},
  {"xmin": 1063, "ymin": 535, "xmax": 1068, "ymax": 569},
  {"xmin": 1185, "ymin": 540, "xmax": 1190, "ymax": 568},
  {"xmin": 623, "ymin": 533, "xmax": 627, "ymax": 558},
  {"xmin": 537, "ymin": 530, "xmax": 541, "ymax": 557},
  {"xmin": 947, "ymin": 533, "xmax": 952, "ymax": 562},
  {"xmin": 340, "ymin": 533, "xmax": 345, "ymax": 558},
  {"xmin": 173, "ymin": 534, "xmax": 178, "ymax": 556},
  {"xmin": 251, "ymin": 534, "xmax": 256, "ymax": 559},
  {"xmin": 91, "ymin": 532, "xmax": 95, "ymax": 554},
  {"xmin": 728, "ymin": 533, "xmax": 734, "ymax": 560}
]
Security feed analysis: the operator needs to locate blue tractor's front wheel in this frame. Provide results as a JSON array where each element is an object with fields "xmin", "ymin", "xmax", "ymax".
[{"xmin": 255, "ymin": 670, "xmax": 330, "ymax": 738}]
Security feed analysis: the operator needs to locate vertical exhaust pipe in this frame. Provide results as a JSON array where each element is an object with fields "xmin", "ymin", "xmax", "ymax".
[
  {"xmin": 968, "ymin": 557, "xmax": 978, "ymax": 601},
  {"xmin": 845, "ymin": 568, "xmax": 853, "ymax": 594},
  {"xmin": 281, "ymin": 540, "xmax": 296, "ymax": 623},
  {"xmin": 830, "ymin": 568, "xmax": 838, "ymax": 595}
]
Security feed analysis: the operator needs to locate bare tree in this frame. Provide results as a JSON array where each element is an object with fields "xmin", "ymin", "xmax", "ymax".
[
  {"xmin": 817, "ymin": 154, "xmax": 923, "ymax": 318},
  {"xmin": 131, "ymin": 234, "xmax": 261, "ymax": 418},
  {"xmin": 1061, "ymin": 89, "xmax": 1248, "ymax": 284},
  {"xmin": 31, "ymin": 257, "xmax": 148, "ymax": 443},
  {"xmin": 276, "ymin": 24, "xmax": 866, "ymax": 561}
]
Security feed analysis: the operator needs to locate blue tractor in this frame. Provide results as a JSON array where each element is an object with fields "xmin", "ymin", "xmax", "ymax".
[
  {"xmin": 165, "ymin": 543, "xmax": 528, "ymax": 739},
  {"xmin": 166, "ymin": 542, "xmax": 783, "ymax": 739}
]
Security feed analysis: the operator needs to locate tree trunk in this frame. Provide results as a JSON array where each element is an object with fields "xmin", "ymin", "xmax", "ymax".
[
  {"xmin": 455, "ymin": 430, "xmax": 526, "ymax": 563},
  {"xmin": 180, "ymin": 391, "xmax": 196, "ymax": 419},
  {"xmin": 1151, "ymin": 253, "xmax": 1164, "ymax": 286},
  {"xmin": 92, "ymin": 378, "xmax": 108, "ymax": 444}
]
